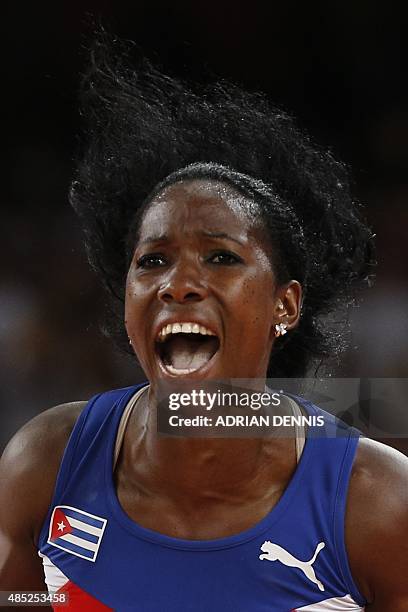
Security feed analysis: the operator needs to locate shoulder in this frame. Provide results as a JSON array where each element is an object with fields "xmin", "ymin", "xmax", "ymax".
[
  {"xmin": 346, "ymin": 437, "xmax": 408, "ymax": 608},
  {"xmin": 0, "ymin": 401, "xmax": 86, "ymax": 545}
]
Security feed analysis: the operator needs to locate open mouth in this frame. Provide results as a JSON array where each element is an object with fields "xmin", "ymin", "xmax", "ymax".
[{"xmin": 155, "ymin": 322, "xmax": 220, "ymax": 376}]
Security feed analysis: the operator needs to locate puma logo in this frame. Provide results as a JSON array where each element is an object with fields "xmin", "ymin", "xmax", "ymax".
[{"xmin": 259, "ymin": 540, "xmax": 326, "ymax": 591}]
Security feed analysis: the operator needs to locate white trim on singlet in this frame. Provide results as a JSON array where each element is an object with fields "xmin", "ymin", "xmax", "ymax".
[
  {"xmin": 38, "ymin": 552, "xmax": 69, "ymax": 593},
  {"xmin": 113, "ymin": 385, "xmax": 148, "ymax": 469},
  {"xmin": 295, "ymin": 593, "xmax": 364, "ymax": 610},
  {"xmin": 285, "ymin": 395, "xmax": 307, "ymax": 462}
]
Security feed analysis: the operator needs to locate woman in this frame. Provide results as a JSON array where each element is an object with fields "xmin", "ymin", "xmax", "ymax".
[{"xmin": 1, "ymin": 36, "xmax": 407, "ymax": 611}]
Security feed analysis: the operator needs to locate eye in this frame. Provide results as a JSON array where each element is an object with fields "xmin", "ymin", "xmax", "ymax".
[
  {"xmin": 136, "ymin": 253, "xmax": 168, "ymax": 268},
  {"xmin": 207, "ymin": 250, "xmax": 243, "ymax": 265}
]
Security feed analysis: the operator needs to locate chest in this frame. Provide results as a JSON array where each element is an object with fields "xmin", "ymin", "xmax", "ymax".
[{"xmin": 115, "ymin": 473, "xmax": 287, "ymax": 540}]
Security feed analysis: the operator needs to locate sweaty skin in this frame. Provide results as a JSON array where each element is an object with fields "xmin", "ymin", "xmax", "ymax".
[
  {"xmin": 125, "ymin": 179, "xmax": 301, "ymax": 386},
  {"xmin": 1, "ymin": 179, "xmax": 408, "ymax": 611}
]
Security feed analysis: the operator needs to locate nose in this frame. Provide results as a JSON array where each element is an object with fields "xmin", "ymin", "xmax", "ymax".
[{"xmin": 157, "ymin": 261, "xmax": 208, "ymax": 304}]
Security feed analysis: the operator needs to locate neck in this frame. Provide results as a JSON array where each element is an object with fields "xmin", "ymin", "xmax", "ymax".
[{"xmin": 123, "ymin": 385, "xmax": 297, "ymax": 504}]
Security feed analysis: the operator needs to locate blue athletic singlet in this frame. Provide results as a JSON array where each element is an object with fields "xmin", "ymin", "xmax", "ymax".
[{"xmin": 38, "ymin": 384, "xmax": 367, "ymax": 611}]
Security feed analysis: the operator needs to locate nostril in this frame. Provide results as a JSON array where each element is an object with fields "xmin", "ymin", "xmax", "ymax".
[
  {"xmin": 184, "ymin": 292, "xmax": 201, "ymax": 301},
  {"xmin": 159, "ymin": 290, "xmax": 202, "ymax": 303},
  {"xmin": 160, "ymin": 292, "xmax": 173, "ymax": 303}
]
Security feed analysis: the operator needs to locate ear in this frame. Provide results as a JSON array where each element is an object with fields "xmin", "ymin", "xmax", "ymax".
[{"xmin": 273, "ymin": 280, "xmax": 302, "ymax": 334}]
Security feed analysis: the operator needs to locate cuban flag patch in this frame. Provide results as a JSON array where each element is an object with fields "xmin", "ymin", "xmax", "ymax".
[{"xmin": 47, "ymin": 505, "xmax": 107, "ymax": 562}]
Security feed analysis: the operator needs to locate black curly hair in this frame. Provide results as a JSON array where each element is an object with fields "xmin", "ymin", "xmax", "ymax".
[{"xmin": 70, "ymin": 32, "xmax": 376, "ymax": 377}]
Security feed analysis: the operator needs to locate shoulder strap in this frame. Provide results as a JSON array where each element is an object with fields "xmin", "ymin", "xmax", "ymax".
[
  {"xmin": 51, "ymin": 386, "xmax": 140, "ymax": 502},
  {"xmin": 333, "ymin": 434, "xmax": 366, "ymax": 607}
]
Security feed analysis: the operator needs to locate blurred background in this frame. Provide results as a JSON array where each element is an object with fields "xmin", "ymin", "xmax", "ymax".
[{"xmin": 2, "ymin": 1, "xmax": 408, "ymax": 452}]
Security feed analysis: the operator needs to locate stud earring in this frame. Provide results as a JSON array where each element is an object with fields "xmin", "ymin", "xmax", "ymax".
[
  {"xmin": 129, "ymin": 338, "xmax": 132, "ymax": 345},
  {"xmin": 275, "ymin": 322, "xmax": 288, "ymax": 337}
]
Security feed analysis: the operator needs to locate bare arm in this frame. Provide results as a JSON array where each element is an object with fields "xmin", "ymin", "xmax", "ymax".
[
  {"xmin": 0, "ymin": 402, "xmax": 85, "ymax": 609},
  {"xmin": 347, "ymin": 438, "xmax": 408, "ymax": 610}
]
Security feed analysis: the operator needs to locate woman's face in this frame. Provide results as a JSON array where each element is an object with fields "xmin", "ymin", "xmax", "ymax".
[{"xmin": 125, "ymin": 179, "xmax": 296, "ymax": 384}]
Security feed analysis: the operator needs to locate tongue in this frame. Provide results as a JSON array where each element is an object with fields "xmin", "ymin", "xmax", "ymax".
[{"xmin": 165, "ymin": 336, "xmax": 217, "ymax": 371}]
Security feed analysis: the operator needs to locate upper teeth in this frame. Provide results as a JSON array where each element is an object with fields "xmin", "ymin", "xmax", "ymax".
[{"xmin": 157, "ymin": 322, "xmax": 216, "ymax": 341}]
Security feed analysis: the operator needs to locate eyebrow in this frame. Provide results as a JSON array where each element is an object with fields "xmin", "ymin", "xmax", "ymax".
[
  {"xmin": 200, "ymin": 231, "xmax": 245, "ymax": 246},
  {"xmin": 138, "ymin": 234, "xmax": 168, "ymax": 246},
  {"xmin": 138, "ymin": 231, "xmax": 245, "ymax": 247}
]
